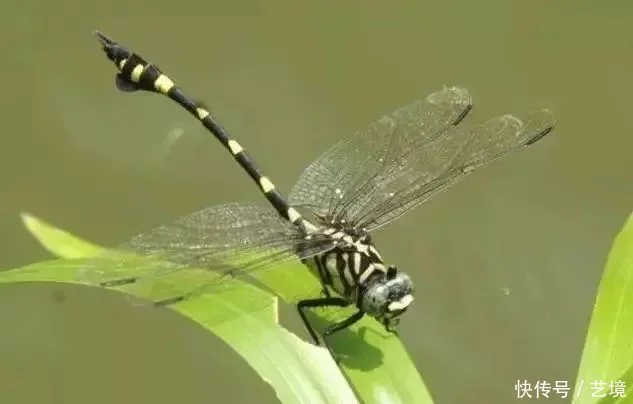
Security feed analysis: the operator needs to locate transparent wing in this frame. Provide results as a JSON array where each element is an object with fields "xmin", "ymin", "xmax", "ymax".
[
  {"xmin": 77, "ymin": 202, "xmax": 335, "ymax": 302},
  {"xmin": 353, "ymin": 109, "xmax": 555, "ymax": 231},
  {"xmin": 288, "ymin": 86, "xmax": 473, "ymax": 224}
]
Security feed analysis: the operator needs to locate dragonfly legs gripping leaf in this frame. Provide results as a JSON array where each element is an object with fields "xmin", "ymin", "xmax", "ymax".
[{"xmin": 297, "ymin": 297, "xmax": 365, "ymax": 360}]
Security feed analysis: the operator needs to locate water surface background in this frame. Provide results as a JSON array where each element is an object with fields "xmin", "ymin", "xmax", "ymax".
[{"xmin": 1, "ymin": 1, "xmax": 632, "ymax": 403}]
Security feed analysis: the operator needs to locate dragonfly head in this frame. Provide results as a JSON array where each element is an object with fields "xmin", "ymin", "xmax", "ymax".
[{"xmin": 361, "ymin": 265, "xmax": 414, "ymax": 331}]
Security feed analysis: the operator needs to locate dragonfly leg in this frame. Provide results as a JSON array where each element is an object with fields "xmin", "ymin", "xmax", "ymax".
[
  {"xmin": 322, "ymin": 310, "xmax": 365, "ymax": 361},
  {"xmin": 323, "ymin": 310, "xmax": 365, "ymax": 338},
  {"xmin": 297, "ymin": 297, "xmax": 349, "ymax": 346},
  {"xmin": 298, "ymin": 297, "xmax": 365, "ymax": 362}
]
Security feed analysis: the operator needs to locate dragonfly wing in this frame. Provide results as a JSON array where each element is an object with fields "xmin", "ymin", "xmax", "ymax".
[
  {"xmin": 288, "ymin": 86, "xmax": 472, "ymax": 224},
  {"xmin": 355, "ymin": 109, "xmax": 555, "ymax": 231},
  {"xmin": 78, "ymin": 202, "xmax": 335, "ymax": 302}
]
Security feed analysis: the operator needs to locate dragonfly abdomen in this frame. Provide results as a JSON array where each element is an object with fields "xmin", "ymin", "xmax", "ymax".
[{"xmin": 95, "ymin": 31, "xmax": 313, "ymax": 232}]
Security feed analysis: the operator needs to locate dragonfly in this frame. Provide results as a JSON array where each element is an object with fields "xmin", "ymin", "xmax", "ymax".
[{"xmin": 87, "ymin": 31, "xmax": 554, "ymax": 355}]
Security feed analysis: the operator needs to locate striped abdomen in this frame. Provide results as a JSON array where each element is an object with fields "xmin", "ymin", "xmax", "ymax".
[{"xmin": 95, "ymin": 31, "xmax": 315, "ymax": 233}]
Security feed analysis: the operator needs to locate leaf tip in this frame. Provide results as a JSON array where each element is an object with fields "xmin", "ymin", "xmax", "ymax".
[{"xmin": 20, "ymin": 211, "xmax": 41, "ymax": 231}]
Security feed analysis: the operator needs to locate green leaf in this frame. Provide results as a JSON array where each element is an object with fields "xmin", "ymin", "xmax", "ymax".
[
  {"xmin": 574, "ymin": 213, "xmax": 633, "ymax": 404},
  {"xmin": 595, "ymin": 364, "xmax": 633, "ymax": 404},
  {"xmin": 20, "ymin": 212, "xmax": 106, "ymax": 257},
  {"xmin": 11, "ymin": 212, "xmax": 433, "ymax": 403},
  {"xmin": 0, "ymin": 258, "xmax": 355, "ymax": 404}
]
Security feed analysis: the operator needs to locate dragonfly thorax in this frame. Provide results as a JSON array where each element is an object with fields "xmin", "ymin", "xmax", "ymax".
[{"xmin": 305, "ymin": 225, "xmax": 414, "ymax": 326}]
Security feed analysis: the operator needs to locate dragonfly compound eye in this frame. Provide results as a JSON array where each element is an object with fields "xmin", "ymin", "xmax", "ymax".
[
  {"xmin": 383, "ymin": 271, "xmax": 414, "ymax": 322},
  {"xmin": 361, "ymin": 282, "xmax": 391, "ymax": 317}
]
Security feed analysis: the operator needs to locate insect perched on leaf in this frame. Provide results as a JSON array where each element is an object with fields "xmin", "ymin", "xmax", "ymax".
[{"xmin": 86, "ymin": 31, "xmax": 554, "ymax": 356}]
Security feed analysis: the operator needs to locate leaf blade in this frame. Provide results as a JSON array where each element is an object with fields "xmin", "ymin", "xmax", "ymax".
[
  {"xmin": 16, "ymin": 213, "xmax": 432, "ymax": 403},
  {"xmin": 574, "ymin": 213, "xmax": 633, "ymax": 403}
]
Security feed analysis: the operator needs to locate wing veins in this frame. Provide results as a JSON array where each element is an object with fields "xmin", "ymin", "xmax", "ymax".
[{"xmin": 355, "ymin": 110, "xmax": 555, "ymax": 231}]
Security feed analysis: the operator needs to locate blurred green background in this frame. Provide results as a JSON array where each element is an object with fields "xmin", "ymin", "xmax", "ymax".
[{"xmin": 1, "ymin": 0, "xmax": 632, "ymax": 403}]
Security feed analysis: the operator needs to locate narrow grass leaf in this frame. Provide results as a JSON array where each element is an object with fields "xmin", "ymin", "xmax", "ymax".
[
  {"xmin": 15, "ymin": 212, "xmax": 432, "ymax": 403},
  {"xmin": 574, "ymin": 213, "xmax": 633, "ymax": 403}
]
